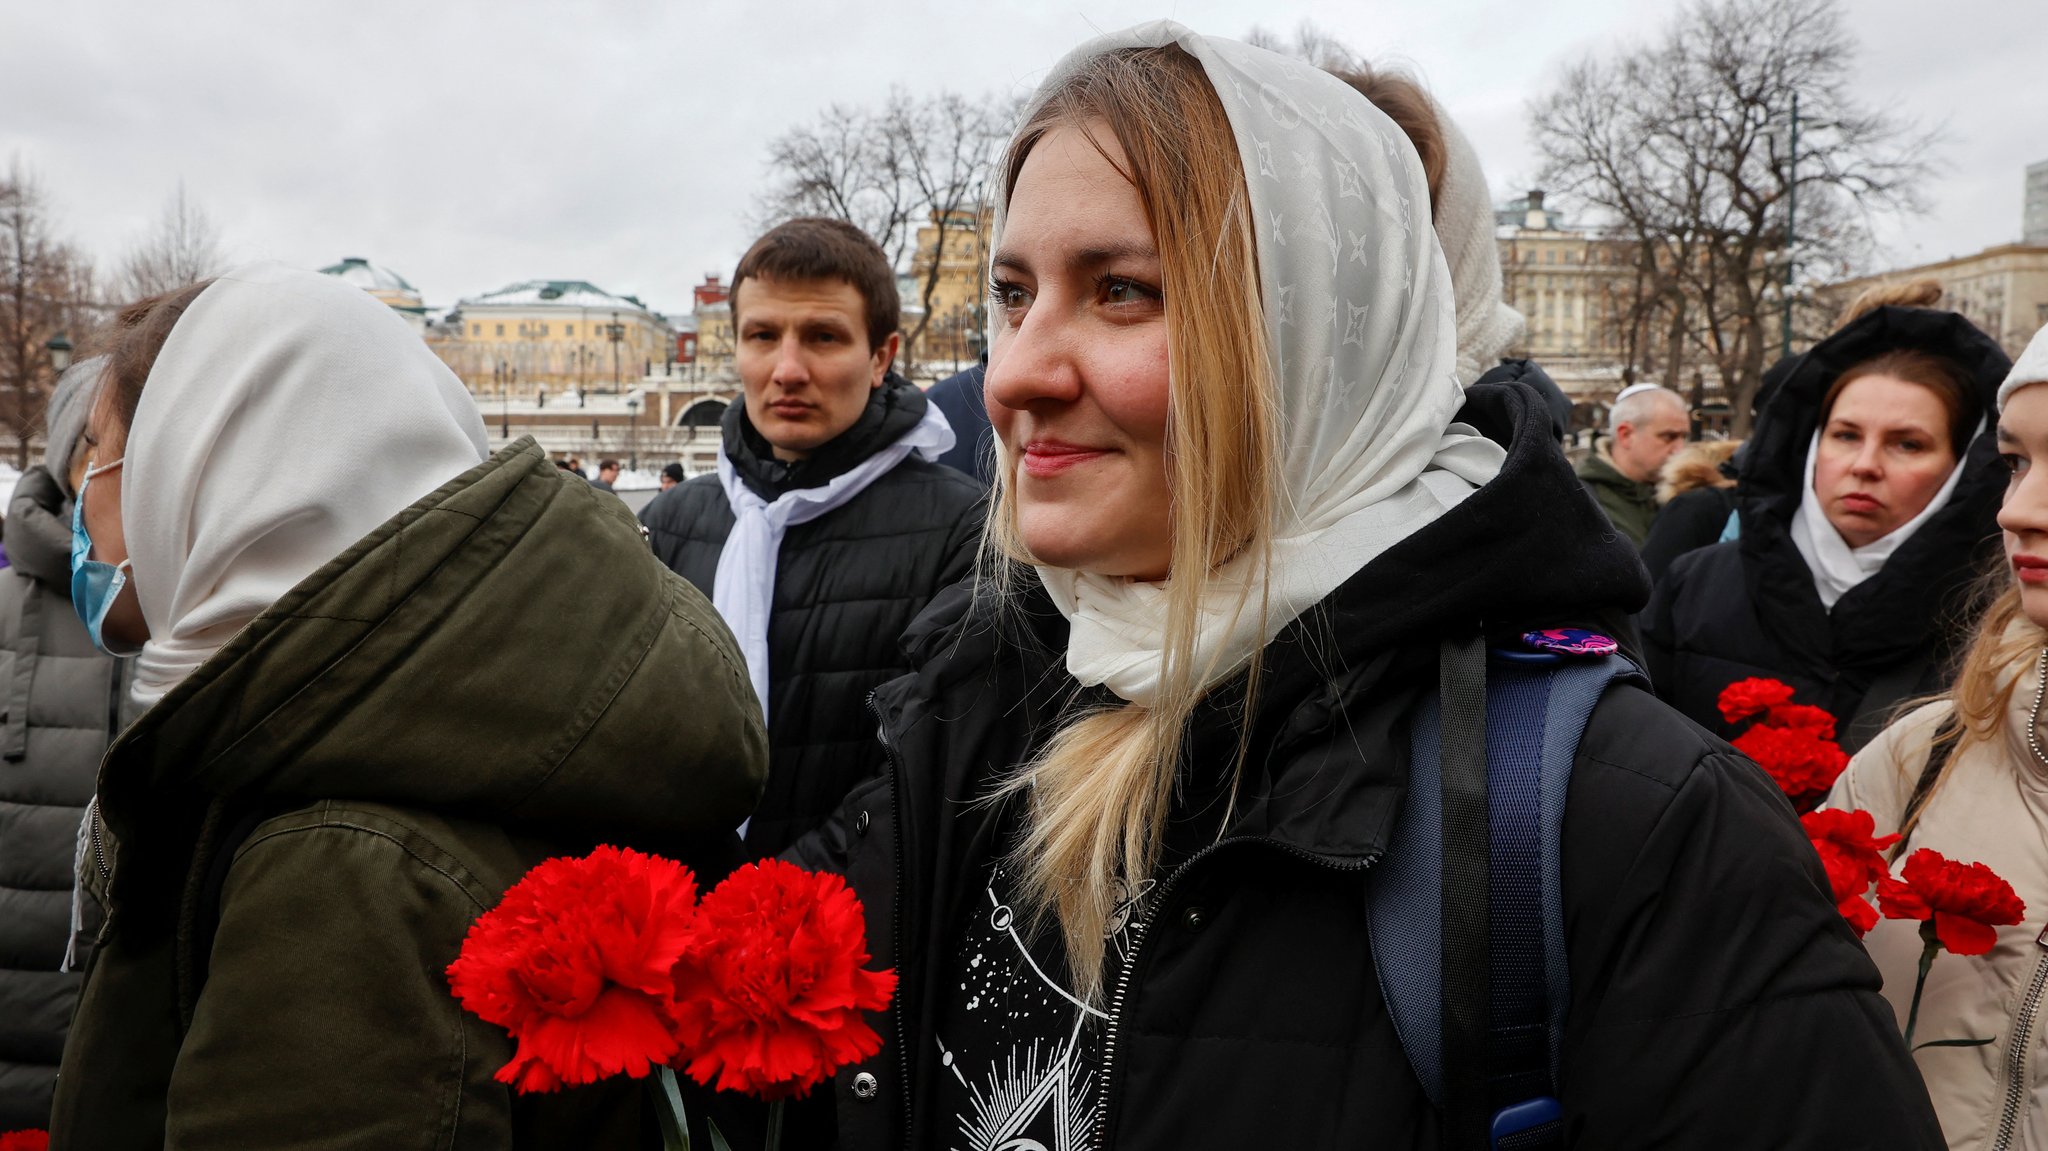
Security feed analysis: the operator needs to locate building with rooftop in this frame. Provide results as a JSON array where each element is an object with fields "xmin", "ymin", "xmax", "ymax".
[
  {"xmin": 1493, "ymin": 191, "xmax": 1639, "ymax": 401},
  {"xmin": 319, "ymin": 257, "xmax": 427, "ymax": 332},
  {"xmin": 2027, "ymin": 160, "xmax": 2048, "ymax": 247},
  {"xmin": 1824, "ymin": 163, "xmax": 2048, "ymax": 360},
  {"xmin": 439, "ymin": 279, "xmax": 674, "ymax": 398}
]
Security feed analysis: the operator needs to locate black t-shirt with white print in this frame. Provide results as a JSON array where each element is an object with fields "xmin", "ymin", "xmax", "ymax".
[{"xmin": 930, "ymin": 862, "xmax": 1154, "ymax": 1151}]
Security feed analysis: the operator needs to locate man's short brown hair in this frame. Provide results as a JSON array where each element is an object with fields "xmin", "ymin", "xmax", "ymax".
[{"xmin": 731, "ymin": 218, "xmax": 900, "ymax": 351}]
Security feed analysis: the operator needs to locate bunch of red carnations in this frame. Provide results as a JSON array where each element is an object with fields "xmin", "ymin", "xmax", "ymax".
[
  {"xmin": 447, "ymin": 848, "xmax": 894, "ymax": 1151},
  {"xmin": 1717, "ymin": 677, "xmax": 1849, "ymax": 811},
  {"xmin": 1722, "ymin": 679, "xmax": 2030, "ymax": 1049}
]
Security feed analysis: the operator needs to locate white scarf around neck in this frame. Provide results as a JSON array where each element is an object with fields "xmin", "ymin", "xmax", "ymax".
[
  {"xmin": 1014, "ymin": 23, "xmax": 1508, "ymax": 706},
  {"xmin": 712, "ymin": 399, "xmax": 953, "ymax": 720},
  {"xmin": 124, "ymin": 261, "xmax": 489, "ymax": 707},
  {"xmin": 1789, "ymin": 430, "xmax": 1968, "ymax": 611}
]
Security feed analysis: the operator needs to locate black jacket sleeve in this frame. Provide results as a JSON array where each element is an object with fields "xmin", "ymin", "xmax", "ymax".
[
  {"xmin": 1639, "ymin": 488, "xmax": 1733, "ymax": 586},
  {"xmin": 1557, "ymin": 687, "xmax": 1941, "ymax": 1148}
]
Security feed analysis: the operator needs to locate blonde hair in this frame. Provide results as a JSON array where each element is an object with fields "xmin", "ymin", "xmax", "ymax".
[
  {"xmin": 1834, "ymin": 278, "xmax": 1943, "ymax": 332},
  {"xmin": 986, "ymin": 45, "xmax": 1279, "ymax": 1001},
  {"xmin": 1893, "ymin": 576, "xmax": 2046, "ymax": 851}
]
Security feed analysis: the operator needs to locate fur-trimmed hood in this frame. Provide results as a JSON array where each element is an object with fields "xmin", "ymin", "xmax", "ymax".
[{"xmin": 1657, "ymin": 440, "xmax": 1740, "ymax": 505}]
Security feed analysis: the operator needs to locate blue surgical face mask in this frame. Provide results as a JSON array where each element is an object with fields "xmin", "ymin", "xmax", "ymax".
[{"xmin": 70, "ymin": 457, "xmax": 139, "ymax": 657}]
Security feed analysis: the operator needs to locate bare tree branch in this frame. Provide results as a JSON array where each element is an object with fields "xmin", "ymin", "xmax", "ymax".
[
  {"xmin": 755, "ymin": 88, "xmax": 1016, "ymax": 373},
  {"xmin": 1, "ymin": 156, "xmax": 98, "ymax": 468},
  {"xmin": 1529, "ymin": 0, "xmax": 1936, "ymax": 432},
  {"xmin": 117, "ymin": 180, "xmax": 227, "ymax": 303}
]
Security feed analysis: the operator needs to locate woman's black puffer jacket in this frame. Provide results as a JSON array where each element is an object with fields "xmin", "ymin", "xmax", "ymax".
[
  {"xmin": 1643, "ymin": 307, "xmax": 2012, "ymax": 750},
  {"xmin": 793, "ymin": 379, "xmax": 1941, "ymax": 1151}
]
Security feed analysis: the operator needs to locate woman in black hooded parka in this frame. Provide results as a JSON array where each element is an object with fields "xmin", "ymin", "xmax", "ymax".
[{"xmin": 1644, "ymin": 306, "xmax": 2012, "ymax": 750}]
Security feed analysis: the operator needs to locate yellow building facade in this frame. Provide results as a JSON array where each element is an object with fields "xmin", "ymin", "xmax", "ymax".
[
  {"xmin": 905, "ymin": 206, "xmax": 993, "ymax": 369},
  {"xmin": 436, "ymin": 280, "xmax": 674, "ymax": 397}
]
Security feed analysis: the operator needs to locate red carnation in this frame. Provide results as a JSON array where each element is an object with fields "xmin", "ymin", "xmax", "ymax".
[
  {"xmin": 448, "ymin": 846, "xmax": 700, "ymax": 1092},
  {"xmin": 1765, "ymin": 702, "xmax": 1838, "ymax": 738},
  {"xmin": 1879, "ymin": 848, "xmax": 2027, "ymax": 957},
  {"xmin": 669, "ymin": 858, "xmax": 897, "ymax": 1100},
  {"xmin": 0, "ymin": 1130, "xmax": 48, "ymax": 1151},
  {"xmin": 1801, "ymin": 808, "xmax": 1901, "ymax": 937},
  {"xmin": 1718, "ymin": 677, "xmax": 1797, "ymax": 725},
  {"xmin": 1733, "ymin": 722, "xmax": 1849, "ymax": 808}
]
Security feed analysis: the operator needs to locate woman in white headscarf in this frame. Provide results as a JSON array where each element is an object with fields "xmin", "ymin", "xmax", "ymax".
[
  {"xmin": 792, "ymin": 23, "xmax": 1935, "ymax": 1151},
  {"xmin": 1644, "ymin": 305, "xmax": 2010, "ymax": 753},
  {"xmin": 49, "ymin": 264, "xmax": 764, "ymax": 1148}
]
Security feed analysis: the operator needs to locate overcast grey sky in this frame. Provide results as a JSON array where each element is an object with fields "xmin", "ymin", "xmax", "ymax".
[{"xmin": 4, "ymin": 0, "xmax": 2041, "ymax": 315}]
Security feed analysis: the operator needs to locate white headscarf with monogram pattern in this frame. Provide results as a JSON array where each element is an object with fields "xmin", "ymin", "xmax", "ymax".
[{"xmin": 1011, "ymin": 23, "xmax": 1508, "ymax": 705}]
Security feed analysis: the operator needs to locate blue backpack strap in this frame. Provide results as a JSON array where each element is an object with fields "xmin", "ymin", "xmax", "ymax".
[{"xmin": 1369, "ymin": 636, "xmax": 1645, "ymax": 1149}]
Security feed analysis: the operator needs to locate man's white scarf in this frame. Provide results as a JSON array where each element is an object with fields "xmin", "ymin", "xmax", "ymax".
[
  {"xmin": 1010, "ymin": 24, "xmax": 1508, "ymax": 706},
  {"xmin": 712, "ymin": 400, "xmax": 953, "ymax": 719}
]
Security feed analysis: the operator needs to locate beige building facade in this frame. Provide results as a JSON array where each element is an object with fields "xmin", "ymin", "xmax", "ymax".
[
  {"xmin": 905, "ymin": 206, "xmax": 993, "ymax": 369},
  {"xmin": 437, "ymin": 280, "xmax": 673, "ymax": 397},
  {"xmin": 1827, "ymin": 243, "xmax": 2048, "ymax": 360},
  {"xmin": 1495, "ymin": 192, "xmax": 1636, "ymax": 399}
]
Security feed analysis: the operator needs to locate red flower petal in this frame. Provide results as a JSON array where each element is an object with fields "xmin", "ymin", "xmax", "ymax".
[
  {"xmin": 1838, "ymin": 894, "xmax": 1879, "ymax": 938},
  {"xmin": 0, "ymin": 1131, "xmax": 49, "ymax": 1151},
  {"xmin": 1932, "ymin": 911, "xmax": 2002, "ymax": 957},
  {"xmin": 1718, "ymin": 677, "xmax": 1797, "ymax": 725},
  {"xmin": 1877, "ymin": 874, "xmax": 1931, "ymax": 921}
]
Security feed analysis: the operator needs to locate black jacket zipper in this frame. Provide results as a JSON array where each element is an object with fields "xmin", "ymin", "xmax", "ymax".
[
  {"xmin": 1092, "ymin": 837, "xmax": 1381, "ymax": 1150},
  {"xmin": 867, "ymin": 689, "xmax": 917, "ymax": 1143}
]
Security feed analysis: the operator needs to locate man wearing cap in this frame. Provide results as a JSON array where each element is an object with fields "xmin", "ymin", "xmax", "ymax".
[{"xmin": 1578, "ymin": 383, "xmax": 1689, "ymax": 547}]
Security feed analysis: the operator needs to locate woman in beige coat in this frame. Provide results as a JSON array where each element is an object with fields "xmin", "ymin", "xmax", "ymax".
[{"xmin": 1830, "ymin": 322, "xmax": 2048, "ymax": 1150}]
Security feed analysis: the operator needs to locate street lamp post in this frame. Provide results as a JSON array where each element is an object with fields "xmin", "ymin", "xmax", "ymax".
[
  {"xmin": 626, "ymin": 395, "xmax": 641, "ymax": 471},
  {"xmin": 1780, "ymin": 91, "xmax": 1799, "ymax": 358},
  {"xmin": 606, "ymin": 311, "xmax": 626, "ymax": 394}
]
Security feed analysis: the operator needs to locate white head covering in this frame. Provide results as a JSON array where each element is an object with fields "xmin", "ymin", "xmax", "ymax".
[
  {"xmin": 1788, "ymin": 430, "xmax": 1968, "ymax": 610},
  {"xmin": 1997, "ymin": 324, "xmax": 2048, "ymax": 411},
  {"xmin": 1010, "ymin": 23, "xmax": 1507, "ymax": 705},
  {"xmin": 122, "ymin": 261, "xmax": 489, "ymax": 705},
  {"xmin": 1431, "ymin": 105, "xmax": 1525, "ymax": 385}
]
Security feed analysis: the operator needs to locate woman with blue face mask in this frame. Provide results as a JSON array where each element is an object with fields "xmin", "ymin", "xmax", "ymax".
[
  {"xmin": 51, "ymin": 264, "xmax": 767, "ymax": 1149},
  {"xmin": 69, "ymin": 454, "xmax": 133, "ymax": 653}
]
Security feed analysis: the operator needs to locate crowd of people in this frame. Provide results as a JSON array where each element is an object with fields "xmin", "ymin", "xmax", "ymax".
[{"xmin": 4, "ymin": 18, "xmax": 2047, "ymax": 1151}]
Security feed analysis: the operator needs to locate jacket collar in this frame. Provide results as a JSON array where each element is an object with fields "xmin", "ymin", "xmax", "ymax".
[{"xmin": 4, "ymin": 467, "xmax": 74, "ymax": 588}]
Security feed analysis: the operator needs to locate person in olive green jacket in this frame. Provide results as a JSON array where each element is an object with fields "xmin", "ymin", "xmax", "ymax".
[
  {"xmin": 49, "ymin": 263, "xmax": 767, "ymax": 1149},
  {"xmin": 1576, "ymin": 383, "xmax": 1689, "ymax": 547}
]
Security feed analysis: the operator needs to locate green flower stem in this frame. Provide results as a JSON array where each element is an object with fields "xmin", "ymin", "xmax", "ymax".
[
  {"xmin": 1903, "ymin": 929, "xmax": 1941, "ymax": 1050},
  {"xmin": 654, "ymin": 1066, "xmax": 692, "ymax": 1151},
  {"xmin": 766, "ymin": 1099, "xmax": 785, "ymax": 1151}
]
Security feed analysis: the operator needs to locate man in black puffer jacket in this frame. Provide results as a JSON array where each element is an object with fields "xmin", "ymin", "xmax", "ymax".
[{"xmin": 640, "ymin": 218, "xmax": 983, "ymax": 860}]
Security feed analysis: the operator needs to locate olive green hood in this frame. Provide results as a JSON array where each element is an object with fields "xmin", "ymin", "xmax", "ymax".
[{"xmin": 99, "ymin": 439, "xmax": 765, "ymax": 858}]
